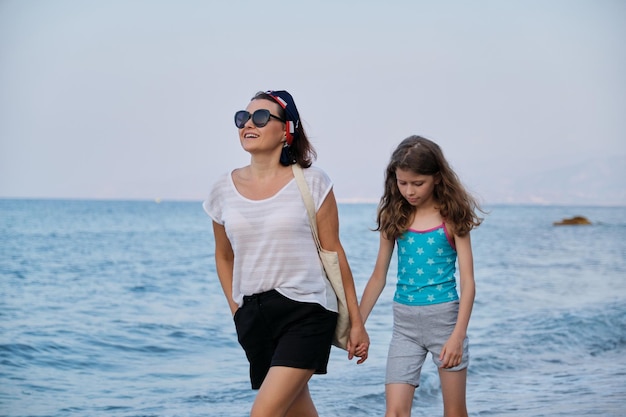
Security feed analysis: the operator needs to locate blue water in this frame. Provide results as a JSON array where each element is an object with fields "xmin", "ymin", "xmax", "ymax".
[{"xmin": 1, "ymin": 200, "xmax": 625, "ymax": 416}]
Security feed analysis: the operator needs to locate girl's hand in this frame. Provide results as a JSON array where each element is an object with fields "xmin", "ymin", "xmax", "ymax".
[
  {"xmin": 347, "ymin": 324, "xmax": 370, "ymax": 364},
  {"xmin": 439, "ymin": 334, "xmax": 465, "ymax": 368}
]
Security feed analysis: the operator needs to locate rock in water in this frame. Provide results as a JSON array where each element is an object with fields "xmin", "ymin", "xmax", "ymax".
[{"xmin": 553, "ymin": 216, "xmax": 592, "ymax": 226}]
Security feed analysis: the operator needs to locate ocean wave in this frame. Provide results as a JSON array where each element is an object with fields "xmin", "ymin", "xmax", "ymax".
[{"xmin": 472, "ymin": 300, "xmax": 626, "ymax": 378}]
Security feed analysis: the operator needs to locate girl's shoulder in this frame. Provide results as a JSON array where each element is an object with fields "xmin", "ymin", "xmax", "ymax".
[{"xmin": 443, "ymin": 219, "xmax": 456, "ymax": 235}]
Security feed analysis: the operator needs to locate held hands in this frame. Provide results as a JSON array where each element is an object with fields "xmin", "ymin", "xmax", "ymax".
[{"xmin": 347, "ymin": 324, "xmax": 370, "ymax": 364}]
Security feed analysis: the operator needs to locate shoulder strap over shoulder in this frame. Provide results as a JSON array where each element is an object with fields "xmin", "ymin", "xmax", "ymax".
[{"xmin": 292, "ymin": 164, "xmax": 322, "ymax": 251}]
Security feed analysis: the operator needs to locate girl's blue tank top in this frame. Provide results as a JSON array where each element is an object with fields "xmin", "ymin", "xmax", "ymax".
[{"xmin": 395, "ymin": 223, "xmax": 459, "ymax": 305}]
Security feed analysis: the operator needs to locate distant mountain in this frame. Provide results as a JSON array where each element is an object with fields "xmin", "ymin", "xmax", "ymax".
[{"xmin": 484, "ymin": 155, "xmax": 626, "ymax": 206}]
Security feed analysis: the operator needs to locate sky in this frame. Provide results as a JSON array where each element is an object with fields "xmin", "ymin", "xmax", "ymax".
[{"xmin": 1, "ymin": 0, "xmax": 625, "ymax": 206}]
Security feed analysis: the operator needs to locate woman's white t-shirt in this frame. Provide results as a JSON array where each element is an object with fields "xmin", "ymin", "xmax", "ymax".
[{"xmin": 203, "ymin": 165, "xmax": 337, "ymax": 311}]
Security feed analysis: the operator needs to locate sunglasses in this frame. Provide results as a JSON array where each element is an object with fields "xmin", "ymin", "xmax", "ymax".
[{"xmin": 234, "ymin": 109, "xmax": 285, "ymax": 129}]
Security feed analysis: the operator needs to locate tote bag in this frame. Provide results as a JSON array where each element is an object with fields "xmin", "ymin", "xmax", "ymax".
[{"xmin": 292, "ymin": 164, "xmax": 350, "ymax": 350}]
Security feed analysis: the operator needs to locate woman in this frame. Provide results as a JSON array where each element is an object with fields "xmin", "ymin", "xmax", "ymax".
[{"xmin": 204, "ymin": 90, "xmax": 369, "ymax": 417}]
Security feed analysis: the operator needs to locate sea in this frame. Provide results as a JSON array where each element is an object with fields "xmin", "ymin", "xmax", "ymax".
[{"xmin": 1, "ymin": 199, "xmax": 625, "ymax": 417}]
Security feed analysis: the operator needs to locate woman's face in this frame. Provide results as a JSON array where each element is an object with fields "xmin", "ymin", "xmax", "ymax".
[{"xmin": 238, "ymin": 99, "xmax": 286, "ymax": 154}]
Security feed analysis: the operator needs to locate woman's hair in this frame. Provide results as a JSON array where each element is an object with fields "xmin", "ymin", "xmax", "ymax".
[
  {"xmin": 251, "ymin": 91, "xmax": 316, "ymax": 168},
  {"xmin": 377, "ymin": 135, "xmax": 483, "ymax": 239}
]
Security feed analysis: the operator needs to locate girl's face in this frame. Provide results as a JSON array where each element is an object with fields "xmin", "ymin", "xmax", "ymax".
[
  {"xmin": 395, "ymin": 168, "xmax": 438, "ymax": 208},
  {"xmin": 238, "ymin": 99, "xmax": 286, "ymax": 153}
]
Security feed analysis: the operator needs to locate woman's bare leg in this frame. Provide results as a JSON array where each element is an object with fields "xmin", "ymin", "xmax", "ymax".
[
  {"xmin": 285, "ymin": 384, "xmax": 317, "ymax": 417},
  {"xmin": 250, "ymin": 366, "xmax": 317, "ymax": 417}
]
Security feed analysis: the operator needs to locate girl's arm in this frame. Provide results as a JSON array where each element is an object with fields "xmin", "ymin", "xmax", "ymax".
[
  {"xmin": 212, "ymin": 221, "xmax": 239, "ymax": 316},
  {"xmin": 359, "ymin": 233, "xmax": 395, "ymax": 324},
  {"xmin": 317, "ymin": 189, "xmax": 369, "ymax": 363},
  {"xmin": 439, "ymin": 231, "xmax": 476, "ymax": 368}
]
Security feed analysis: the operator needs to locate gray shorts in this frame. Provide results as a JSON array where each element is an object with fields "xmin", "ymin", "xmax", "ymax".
[{"xmin": 386, "ymin": 301, "xmax": 469, "ymax": 387}]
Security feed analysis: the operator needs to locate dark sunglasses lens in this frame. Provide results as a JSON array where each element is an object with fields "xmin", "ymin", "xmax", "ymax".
[
  {"xmin": 251, "ymin": 109, "xmax": 271, "ymax": 127},
  {"xmin": 234, "ymin": 111, "xmax": 250, "ymax": 128}
]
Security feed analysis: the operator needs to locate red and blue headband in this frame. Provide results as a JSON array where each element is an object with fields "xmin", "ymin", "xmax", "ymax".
[{"xmin": 265, "ymin": 90, "xmax": 300, "ymax": 145}]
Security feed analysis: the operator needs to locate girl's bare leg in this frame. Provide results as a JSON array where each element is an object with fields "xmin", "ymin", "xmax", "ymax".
[
  {"xmin": 385, "ymin": 383, "xmax": 416, "ymax": 417},
  {"xmin": 438, "ymin": 367, "xmax": 468, "ymax": 417}
]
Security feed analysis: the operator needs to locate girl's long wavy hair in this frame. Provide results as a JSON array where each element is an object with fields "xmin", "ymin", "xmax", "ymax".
[
  {"xmin": 377, "ymin": 135, "xmax": 484, "ymax": 240},
  {"xmin": 252, "ymin": 91, "xmax": 316, "ymax": 168}
]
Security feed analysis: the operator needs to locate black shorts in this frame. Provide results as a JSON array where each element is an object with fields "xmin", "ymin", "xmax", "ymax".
[{"xmin": 233, "ymin": 289, "xmax": 338, "ymax": 389}]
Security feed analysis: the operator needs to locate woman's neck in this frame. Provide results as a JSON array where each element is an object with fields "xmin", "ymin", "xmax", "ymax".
[{"xmin": 247, "ymin": 155, "xmax": 285, "ymax": 179}]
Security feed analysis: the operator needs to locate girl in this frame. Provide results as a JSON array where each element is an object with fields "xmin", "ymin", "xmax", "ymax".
[
  {"xmin": 359, "ymin": 136, "xmax": 483, "ymax": 417},
  {"xmin": 204, "ymin": 90, "xmax": 369, "ymax": 417}
]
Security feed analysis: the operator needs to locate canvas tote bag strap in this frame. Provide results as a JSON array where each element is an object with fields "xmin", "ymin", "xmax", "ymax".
[
  {"xmin": 292, "ymin": 164, "xmax": 350, "ymax": 351},
  {"xmin": 292, "ymin": 164, "xmax": 323, "ymax": 251}
]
